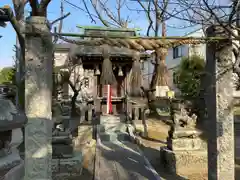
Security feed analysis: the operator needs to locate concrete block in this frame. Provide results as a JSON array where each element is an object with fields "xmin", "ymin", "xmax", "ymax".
[{"xmin": 161, "ymin": 147, "xmax": 207, "ymax": 177}]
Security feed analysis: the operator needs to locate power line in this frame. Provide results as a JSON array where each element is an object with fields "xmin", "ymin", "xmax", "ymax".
[{"xmin": 129, "ymin": 0, "xmax": 231, "ymax": 8}]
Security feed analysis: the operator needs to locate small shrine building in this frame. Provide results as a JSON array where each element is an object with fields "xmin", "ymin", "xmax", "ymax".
[{"xmin": 54, "ymin": 26, "xmax": 150, "ymax": 115}]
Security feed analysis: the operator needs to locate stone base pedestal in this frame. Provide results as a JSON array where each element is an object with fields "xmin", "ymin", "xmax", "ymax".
[
  {"xmin": 52, "ymin": 151, "xmax": 83, "ymax": 180},
  {"xmin": 2, "ymin": 159, "xmax": 24, "ymax": 180},
  {"xmin": 0, "ymin": 151, "xmax": 23, "ymax": 180},
  {"xmin": 167, "ymin": 137, "xmax": 207, "ymax": 151},
  {"xmin": 161, "ymin": 147, "xmax": 207, "ymax": 177}
]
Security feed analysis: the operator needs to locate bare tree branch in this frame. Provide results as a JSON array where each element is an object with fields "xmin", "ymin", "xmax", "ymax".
[
  {"xmin": 137, "ymin": 0, "xmax": 153, "ymax": 36},
  {"xmin": 74, "ymin": 0, "xmax": 131, "ymax": 28},
  {"xmin": 63, "ymin": 0, "xmax": 117, "ymax": 27},
  {"xmin": 89, "ymin": 0, "xmax": 110, "ymax": 27},
  {"xmin": 82, "ymin": 0, "xmax": 96, "ymax": 24},
  {"xmin": 51, "ymin": 12, "xmax": 70, "ymax": 26}
]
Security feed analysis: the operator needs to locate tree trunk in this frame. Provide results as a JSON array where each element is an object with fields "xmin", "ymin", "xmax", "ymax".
[
  {"xmin": 150, "ymin": 54, "xmax": 158, "ymax": 89},
  {"xmin": 16, "ymin": 37, "xmax": 25, "ymax": 111},
  {"xmin": 14, "ymin": 0, "xmax": 26, "ymax": 111},
  {"xmin": 24, "ymin": 16, "xmax": 53, "ymax": 179}
]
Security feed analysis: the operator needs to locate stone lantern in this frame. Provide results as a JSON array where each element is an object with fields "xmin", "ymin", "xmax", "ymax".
[{"xmin": 0, "ymin": 95, "xmax": 27, "ymax": 179}]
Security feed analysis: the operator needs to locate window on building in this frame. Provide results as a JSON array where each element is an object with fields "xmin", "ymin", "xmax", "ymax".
[{"xmin": 173, "ymin": 46, "xmax": 182, "ymax": 59}]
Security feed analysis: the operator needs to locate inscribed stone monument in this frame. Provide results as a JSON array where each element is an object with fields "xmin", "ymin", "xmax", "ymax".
[{"xmin": 24, "ymin": 16, "xmax": 53, "ymax": 179}]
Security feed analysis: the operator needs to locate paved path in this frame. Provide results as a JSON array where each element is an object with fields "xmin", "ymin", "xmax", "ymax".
[
  {"xmin": 94, "ymin": 115, "xmax": 161, "ymax": 180},
  {"xmin": 95, "ymin": 141, "xmax": 160, "ymax": 180}
]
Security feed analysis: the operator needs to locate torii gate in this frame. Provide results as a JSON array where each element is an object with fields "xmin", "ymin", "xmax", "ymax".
[
  {"xmin": 0, "ymin": 5, "xmax": 236, "ymax": 179},
  {"xmin": 56, "ymin": 26, "xmax": 238, "ymax": 180}
]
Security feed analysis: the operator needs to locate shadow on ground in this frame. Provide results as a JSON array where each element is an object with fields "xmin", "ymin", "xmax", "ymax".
[
  {"xmin": 97, "ymin": 141, "xmax": 162, "ymax": 179},
  {"xmin": 80, "ymin": 167, "xmax": 94, "ymax": 180},
  {"xmin": 138, "ymin": 143, "xmax": 188, "ymax": 180}
]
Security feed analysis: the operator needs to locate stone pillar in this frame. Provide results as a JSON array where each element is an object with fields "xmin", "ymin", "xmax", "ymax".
[
  {"xmin": 24, "ymin": 16, "xmax": 53, "ymax": 179},
  {"xmin": 88, "ymin": 104, "xmax": 93, "ymax": 122},
  {"xmin": 134, "ymin": 106, "xmax": 139, "ymax": 121},
  {"xmin": 93, "ymin": 73, "xmax": 101, "ymax": 118},
  {"xmin": 205, "ymin": 25, "xmax": 235, "ymax": 180}
]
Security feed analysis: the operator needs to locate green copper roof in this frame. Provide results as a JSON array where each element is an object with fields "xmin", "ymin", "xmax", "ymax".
[
  {"xmin": 77, "ymin": 25, "xmax": 141, "ymax": 37},
  {"xmin": 77, "ymin": 25, "xmax": 141, "ymax": 32}
]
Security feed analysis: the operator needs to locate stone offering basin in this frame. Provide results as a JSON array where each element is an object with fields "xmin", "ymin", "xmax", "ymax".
[{"xmin": 149, "ymin": 97, "xmax": 171, "ymax": 120}]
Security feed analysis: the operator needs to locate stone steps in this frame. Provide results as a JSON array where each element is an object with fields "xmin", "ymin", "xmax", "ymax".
[
  {"xmin": 98, "ymin": 123, "xmax": 127, "ymax": 133},
  {"xmin": 100, "ymin": 115, "xmax": 122, "ymax": 124},
  {"xmin": 98, "ymin": 132, "xmax": 130, "ymax": 142},
  {"xmin": 95, "ymin": 141, "xmax": 161, "ymax": 180},
  {"xmin": 98, "ymin": 115, "xmax": 130, "ymax": 143}
]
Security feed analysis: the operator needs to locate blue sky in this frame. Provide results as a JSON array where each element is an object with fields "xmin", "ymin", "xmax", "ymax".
[{"xmin": 0, "ymin": 0, "xmax": 197, "ymax": 68}]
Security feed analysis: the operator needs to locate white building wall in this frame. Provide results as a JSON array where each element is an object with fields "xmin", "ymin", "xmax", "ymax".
[
  {"xmin": 54, "ymin": 50, "xmax": 96, "ymax": 100},
  {"xmin": 142, "ymin": 58, "xmax": 153, "ymax": 89}
]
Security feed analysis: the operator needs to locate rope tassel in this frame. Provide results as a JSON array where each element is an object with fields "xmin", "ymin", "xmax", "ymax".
[
  {"xmin": 156, "ymin": 48, "xmax": 169, "ymax": 86},
  {"xmin": 100, "ymin": 45, "xmax": 116, "ymax": 85},
  {"xmin": 130, "ymin": 52, "xmax": 142, "ymax": 97}
]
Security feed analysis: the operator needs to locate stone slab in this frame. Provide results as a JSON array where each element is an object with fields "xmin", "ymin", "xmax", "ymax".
[
  {"xmin": 52, "ymin": 151, "xmax": 83, "ymax": 179},
  {"xmin": 168, "ymin": 138, "xmax": 207, "ymax": 151},
  {"xmin": 98, "ymin": 123, "xmax": 127, "ymax": 133},
  {"xmin": 100, "ymin": 115, "xmax": 121, "ymax": 124},
  {"xmin": 161, "ymin": 147, "xmax": 207, "ymax": 176},
  {"xmin": 98, "ymin": 132, "xmax": 130, "ymax": 142}
]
